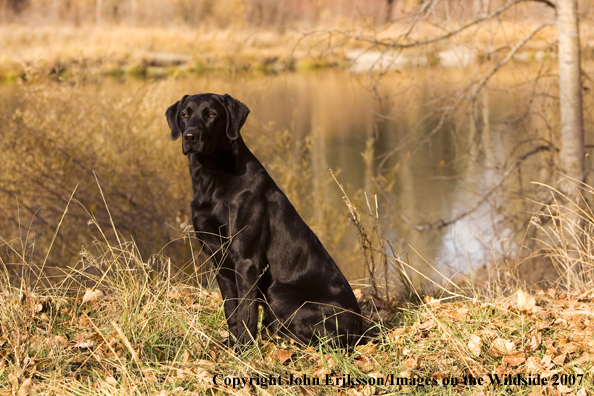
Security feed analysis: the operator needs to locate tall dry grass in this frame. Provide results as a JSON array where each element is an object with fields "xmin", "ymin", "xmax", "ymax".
[
  {"xmin": 5, "ymin": 0, "xmax": 594, "ymax": 81},
  {"xmin": 2, "ymin": 68, "xmax": 594, "ymax": 393},
  {"xmin": 0, "ymin": 67, "xmax": 365, "ymax": 287},
  {"xmin": 0, "ymin": 69, "xmax": 194, "ymax": 283},
  {"xmin": 2, "ymin": 179, "xmax": 594, "ymax": 395},
  {"xmin": 528, "ymin": 178, "xmax": 594, "ymax": 292}
]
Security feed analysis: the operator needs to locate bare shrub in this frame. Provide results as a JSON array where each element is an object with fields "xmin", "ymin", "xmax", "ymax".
[{"xmin": 0, "ymin": 70, "xmax": 196, "ymax": 284}]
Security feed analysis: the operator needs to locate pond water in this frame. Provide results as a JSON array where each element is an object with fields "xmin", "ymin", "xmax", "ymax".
[
  {"xmin": 196, "ymin": 68, "xmax": 553, "ymax": 283},
  {"xmin": 0, "ymin": 66, "xmax": 566, "ymax": 284}
]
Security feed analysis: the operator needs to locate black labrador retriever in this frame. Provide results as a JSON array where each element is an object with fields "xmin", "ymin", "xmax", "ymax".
[{"xmin": 166, "ymin": 93, "xmax": 362, "ymax": 348}]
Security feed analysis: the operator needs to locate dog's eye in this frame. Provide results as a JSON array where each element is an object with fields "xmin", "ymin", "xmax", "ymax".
[
  {"xmin": 181, "ymin": 113, "xmax": 188, "ymax": 118},
  {"xmin": 208, "ymin": 112, "xmax": 215, "ymax": 118}
]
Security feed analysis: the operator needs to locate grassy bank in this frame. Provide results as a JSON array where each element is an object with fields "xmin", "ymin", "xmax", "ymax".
[
  {"xmin": 3, "ymin": 16, "xmax": 594, "ymax": 81},
  {"xmin": 1, "ymin": 242, "xmax": 594, "ymax": 395},
  {"xmin": 3, "ymin": 16, "xmax": 594, "ymax": 396},
  {"xmin": 0, "ymin": 25, "xmax": 339, "ymax": 81},
  {"xmin": 2, "ymin": 185, "xmax": 594, "ymax": 396}
]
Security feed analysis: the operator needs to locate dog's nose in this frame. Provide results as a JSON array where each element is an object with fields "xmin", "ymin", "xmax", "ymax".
[{"xmin": 184, "ymin": 133, "xmax": 196, "ymax": 144}]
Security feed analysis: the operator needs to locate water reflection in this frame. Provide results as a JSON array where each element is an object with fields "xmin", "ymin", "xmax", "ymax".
[
  {"xmin": 0, "ymin": 68, "xmax": 555, "ymax": 284},
  {"xmin": 223, "ymin": 70, "xmax": 527, "ymax": 283}
]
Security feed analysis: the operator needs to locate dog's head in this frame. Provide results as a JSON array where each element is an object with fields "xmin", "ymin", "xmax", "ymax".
[{"xmin": 166, "ymin": 93, "xmax": 250, "ymax": 155}]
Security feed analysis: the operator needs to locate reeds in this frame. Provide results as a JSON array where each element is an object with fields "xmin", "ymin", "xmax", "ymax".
[{"xmin": 529, "ymin": 177, "xmax": 594, "ymax": 293}]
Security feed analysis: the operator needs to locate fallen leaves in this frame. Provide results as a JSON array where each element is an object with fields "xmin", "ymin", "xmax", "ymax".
[
  {"xmin": 553, "ymin": 353, "xmax": 567, "ymax": 365},
  {"xmin": 417, "ymin": 319, "xmax": 435, "ymax": 331},
  {"xmin": 272, "ymin": 349, "xmax": 293, "ymax": 364},
  {"xmin": 82, "ymin": 288, "xmax": 105, "ymax": 307},
  {"xmin": 72, "ymin": 334, "xmax": 96, "ymax": 350},
  {"xmin": 541, "ymin": 354, "xmax": 554, "ymax": 370},
  {"xmin": 423, "ymin": 296, "xmax": 440, "ymax": 307},
  {"xmin": 526, "ymin": 331, "xmax": 543, "ymax": 351},
  {"xmin": 517, "ymin": 289, "xmax": 537, "ymax": 312},
  {"xmin": 3, "ymin": 277, "xmax": 594, "ymax": 396},
  {"xmin": 488, "ymin": 338, "xmax": 516, "ymax": 356},
  {"xmin": 403, "ymin": 355, "xmax": 419, "ymax": 369},
  {"xmin": 386, "ymin": 326, "xmax": 407, "ymax": 342},
  {"xmin": 355, "ymin": 355, "xmax": 375, "ymax": 372},
  {"xmin": 526, "ymin": 356, "xmax": 542, "ymax": 374},
  {"xmin": 355, "ymin": 343, "xmax": 377, "ymax": 355},
  {"xmin": 16, "ymin": 378, "xmax": 32, "ymax": 396},
  {"xmin": 503, "ymin": 351, "xmax": 526, "ymax": 366},
  {"xmin": 468, "ymin": 334, "xmax": 482, "ymax": 357},
  {"xmin": 559, "ymin": 342, "xmax": 581, "ymax": 355}
]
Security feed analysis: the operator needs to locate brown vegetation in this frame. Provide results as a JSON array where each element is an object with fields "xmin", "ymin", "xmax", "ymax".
[
  {"xmin": 2, "ymin": 0, "xmax": 594, "ymax": 80},
  {"xmin": 2, "ymin": 185, "xmax": 594, "ymax": 395},
  {"xmin": 3, "ymin": 0, "xmax": 594, "ymax": 393}
]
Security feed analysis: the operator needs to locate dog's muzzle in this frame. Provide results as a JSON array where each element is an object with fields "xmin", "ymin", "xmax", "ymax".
[
  {"xmin": 182, "ymin": 129, "xmax": 203, "ymax": 154},
  {"xmin": 184, "ymin": 132, "xmax": 197, "ymax": 145}
]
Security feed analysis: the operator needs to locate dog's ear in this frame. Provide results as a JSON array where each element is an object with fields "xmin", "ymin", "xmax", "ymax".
[
  {"xmin": 165, "ymin": 95, "xmax": 188, "ymax": 141},
  {"xmin": 216, "ymin": 94, "xmax": 250, "ymax": 140}
]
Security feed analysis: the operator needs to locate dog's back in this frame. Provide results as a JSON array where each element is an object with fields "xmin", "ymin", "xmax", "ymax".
[{"xmin": 252, "ymin": 150, "xmax": 362, "ymax": 346}]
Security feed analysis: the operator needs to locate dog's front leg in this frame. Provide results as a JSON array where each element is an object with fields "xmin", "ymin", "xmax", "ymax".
[
  {"xmin": 232, "ymin": 258, "xmax": 262, "ymax": 348},
  {"xmin": 215, "ymin": 267, "xmax": 239, "ymax": 347}
]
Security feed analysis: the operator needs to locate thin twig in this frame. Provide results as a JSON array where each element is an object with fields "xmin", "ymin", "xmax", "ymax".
[
  {"xmin": 295, "ymin": 0, "xmax": 555, "ymax": 52},
  {"xmin": 414, "ymin": 145, "xmax": 553, "ymax": 231}
]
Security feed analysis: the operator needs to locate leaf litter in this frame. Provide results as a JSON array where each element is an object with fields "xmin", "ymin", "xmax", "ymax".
[{"xmin": 2, "ymin": 276, "xmax": 594, "ymax": 396}]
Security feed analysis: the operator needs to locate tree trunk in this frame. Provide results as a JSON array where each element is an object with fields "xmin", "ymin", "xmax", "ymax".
[
  {"xmin": 95, "ymin": 0, "xmax": 102, "ymax": 25},
  {"xmin": 386, "ymin": 0, "xmax": 394, "ymax": 23},
  {"xmin": 557, "ymin": 0, "xmax": 585, "ymax": 290},
  {"xmin": 557, "ymin": 0, "xmax": 585, "ymax": 185},
  {"xmin": 130, "ymin": 0, "xmax": 137, "ymax": 26}
]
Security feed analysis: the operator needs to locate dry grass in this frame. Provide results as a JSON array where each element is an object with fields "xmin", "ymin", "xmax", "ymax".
[
  {"xmin": 3, "ymin": 175, "xmax": 594, "ymax": 395},
  {"xmin": 2, "ymin": 205, "xmax": 594, "ymax": 395},
  {"xmin": 3, "ymin": 11, "xmax": 594, "ymax": 393},
  {"xmin": 0, "ymin": 24, "xmax": 338, "ymax": 80},
  {"xmin": 0, "ymin": 71, "xmax": 195, "ymax": 279},
  {"xmin": 0, "ymin": 69, "xmax": 368, "ymax": 283},
  {"xmin": 528, "ymin": 178, "xmax": 594, "ymax": 292},
  {"xmin": 4, "ymin": 9, "xmax": 594, "ymax": 81}
]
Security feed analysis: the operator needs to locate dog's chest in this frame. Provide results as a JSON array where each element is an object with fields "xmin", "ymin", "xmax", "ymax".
[{"xmin": 191, "ymin": 198, "xmax": 230, "ymax": 236}]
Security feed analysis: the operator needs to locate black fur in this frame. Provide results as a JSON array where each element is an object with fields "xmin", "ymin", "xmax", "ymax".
[{"xmin": 166, "ymin": 93, "xmax": 362, "ymax": 348}]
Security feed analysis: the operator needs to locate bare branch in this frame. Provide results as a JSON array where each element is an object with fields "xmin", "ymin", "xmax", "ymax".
[
  {"xmin": 471, "ymin": 21, "xmax": 556, "ymax": 100},
  {"xmin": 295, "ymin": 0, "xmax": 555, "ymax": 52},
  {"xmin": 533, "ymin": 0, "xmax": 556, "ymax": 9},
  {"xmin": 411, "ymin": 145, "xmax": 554, "ymax": 231},
  {"xmin": 401, "ymin": 0, "xmax": 439, "ymax": 41}
]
